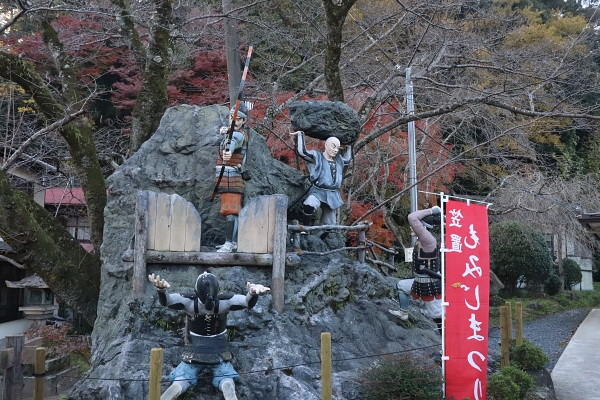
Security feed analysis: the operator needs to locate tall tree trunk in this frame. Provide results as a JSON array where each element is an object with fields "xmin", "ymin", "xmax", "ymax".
[
  {"xmin": 129, "ymin": 0, "xmax": 173, "ymax": 152},
  {"xmin": 0, "ymin": 51, "xmax": 106, "ymax": 254},
  {"xmin": 322, "ymin": 0, "xmax": 358, "ymax": 102},
  {"xmin": 0, "ymin": 169, "xmax": 100, "ymax": 325}
]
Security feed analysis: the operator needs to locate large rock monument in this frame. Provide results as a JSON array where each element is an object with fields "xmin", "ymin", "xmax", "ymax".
[{"xmin": 68, "ymin": 104, "xmax": 440, "ymax": 399}]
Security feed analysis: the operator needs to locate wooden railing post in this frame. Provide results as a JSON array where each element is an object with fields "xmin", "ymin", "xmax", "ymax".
[
  {"xmin": 505, "ymin": 301, "xmax": 513, "ymax": 341},
  {"xmin": 34, "ymin": 347, "xmax": 46, "ymax": 400},
  {"xmin": 500, "ymin": 306, "xmax": 510, "ymax": 367},
  {"xmin": 515, "ymin": 302, "xmax": 523, "ymax": 346},
  {"xmin": 149, "ymin": 348, "xmax": 163, "ymax": 400},
  {"xmin": 3, "ymin": 335, "xmax": 24, "ymax": 400},
  {"xmin": 321, "ymin": 333, "xmax": 332, "ymax": 400}
]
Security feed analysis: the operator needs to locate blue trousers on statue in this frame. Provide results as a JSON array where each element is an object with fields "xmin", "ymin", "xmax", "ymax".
[{"xmin": 169, "ymin": 359, "xmax": 239, "ymax": 389}]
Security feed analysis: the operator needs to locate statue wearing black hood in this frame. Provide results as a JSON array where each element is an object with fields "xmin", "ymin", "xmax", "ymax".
[{"xmin": 148, "ymin": 272, "xmax": 270, "ymax": 400}]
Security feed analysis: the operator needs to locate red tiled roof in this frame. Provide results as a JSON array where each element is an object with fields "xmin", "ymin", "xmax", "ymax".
[{"xmin": 45, "ymin": 188, "xmax": 86, "ymax": 205}]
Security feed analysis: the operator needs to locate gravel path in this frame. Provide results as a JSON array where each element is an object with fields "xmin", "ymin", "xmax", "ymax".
[{"xmin": 488, "ymin": 308, "xmax": 591, "ymax": 370}]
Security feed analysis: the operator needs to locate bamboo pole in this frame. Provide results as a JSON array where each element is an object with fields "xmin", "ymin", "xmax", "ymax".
[
  {"xmin": 515, "ymin": 302, "xmax": 523, "ymax": 346},
  {"xmin": 149, "ymin": 348, "xmax": 163, "ymax": 400},
  {"xmin": 33, "ymin": 347, "xmax": 45, "ymax": 400},
  {"xmin": 357, "ymin": 230, "xmax": 366, "ymax": 263},
  {"xmin": 505, "ymin": 301, "xmax": 513, "ymax": 341},
  {"xmin": 271, "ymin": 195, "xmax": 288, "ymax": 314},
  {"xmin": 287, "ymin": 223, "xmax": 371, "ymax": 232},
  {"xmin": 122, "ymin": 249, "xmax": 301, "ymax": 267},
  {"xmin": 500, "ymin": 306, "xmax": 510, "ymax": 367},
  {"xmin": 321, "ymin": 333, "xmax": 332, "ymax": 400}
]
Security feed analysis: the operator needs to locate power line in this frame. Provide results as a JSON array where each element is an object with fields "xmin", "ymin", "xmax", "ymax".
[{"xmin": 54, "ymin": 342, "xmax": 442, "ymax": 384}]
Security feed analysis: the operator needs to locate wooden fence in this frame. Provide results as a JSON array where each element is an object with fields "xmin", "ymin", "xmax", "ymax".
[
  {"xmin": 123, "ymin": 191, "xmax": 299, "ymax": 313},
  {"xmin": 0, "ymin": 335, "xmax": 45, "ymax": 400},
  {"xmin": 500, "ymin": 301, "xmax": 524, "ymax": 367},
  {"xmin": 147, "ymin": 332, "xmax": 333, "ymax": 400}
]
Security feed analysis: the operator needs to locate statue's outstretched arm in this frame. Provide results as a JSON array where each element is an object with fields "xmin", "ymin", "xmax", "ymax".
[{"xmin": 290, "ymin": 131, "xmax": 315, "ymax": 163}]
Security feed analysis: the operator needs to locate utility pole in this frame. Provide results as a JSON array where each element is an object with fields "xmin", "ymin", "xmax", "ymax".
[
  {"xmin": 222, "ymin": 0, "xmax": 241, "ymax": 106},
  {"xmin": 406, "ymin": 68, "xmax": 417, "ymax": 245}
]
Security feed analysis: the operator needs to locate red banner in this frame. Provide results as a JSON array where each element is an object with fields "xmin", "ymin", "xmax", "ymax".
[{"xmin": 444, "ymin": 200, "xmax": 490, "ymax": 400}]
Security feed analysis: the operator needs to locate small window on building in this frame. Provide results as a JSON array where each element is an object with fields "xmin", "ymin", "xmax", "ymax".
[{"xmin": 66, "ymin": 217, "xmax": 91, "ymax": 241}]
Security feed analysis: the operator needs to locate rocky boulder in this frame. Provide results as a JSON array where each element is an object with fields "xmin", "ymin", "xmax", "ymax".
[
  {"xmin": 67, "ymin": 104, "xmax": 440, "ymax": 400},
  {"xmin": 289, "ymin": 101, "xmax": 360, "ymax": 145}
]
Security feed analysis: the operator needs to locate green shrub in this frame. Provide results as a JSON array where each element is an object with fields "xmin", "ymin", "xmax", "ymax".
[
  {"xmin": 546, "ymin": 258, "xmax": 583, "ymax": 294},
  {"xmin": 502, "ymin": 365, "xmax": 535, "ymax": 398},
  {"xmin": 561, "ymin": 258, "xmax": 583, "ymax": 290},
  {"xmin": 489, "ymin": 221, "xmax": 552, "ymax": 297},
  {"xmin": 545, "ymin": 271, "xmax": 561, "ymax": 296},
  {"xmin": 487, "ymin": 365, "xmax": 535, "ymax": 400},
  {"xmin": 511, "ymin": 339, "xmax": 549, "ymax": 370},
  {"xmin": 487, "ymin": 373, "xmax": 521, "ymax": 400},
  {"xmin": 360, "ymin": 356, "xmax": 443, "ymax": 400}
]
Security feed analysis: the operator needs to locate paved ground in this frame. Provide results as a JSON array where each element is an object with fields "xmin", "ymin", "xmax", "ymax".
[{"xmin": 551, "ymin": 309, "xmax": 600, "ymax": 400}]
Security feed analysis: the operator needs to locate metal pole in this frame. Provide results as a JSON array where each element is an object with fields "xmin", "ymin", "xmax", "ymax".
[
  {"xmin": 406, "ymin": 68, "xmax": 417, "ymax": 245},
  {"xmin": 440, "ymin": 192, "xmax": 447, "ymax": 398}
]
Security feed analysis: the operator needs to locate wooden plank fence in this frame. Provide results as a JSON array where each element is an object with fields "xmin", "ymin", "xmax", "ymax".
[
  {"xmin": 125, "ymin": 192, "xmax": 298, "ymax": 313},
  {"xmin": 126, "ymin": 190, "xmax": 381, "ymax": 313},
  {"xmin": 0, "ymin": 335, "xmax": 43, "ymax": 400},
  {"xmin": 148, "ymin": 332, "xmax": 334, "ymax": 399}
]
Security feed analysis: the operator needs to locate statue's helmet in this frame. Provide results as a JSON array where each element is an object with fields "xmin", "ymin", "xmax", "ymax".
[{"xmin": 195, "ymin": 272, "xmax": 219, "ymax": 311}]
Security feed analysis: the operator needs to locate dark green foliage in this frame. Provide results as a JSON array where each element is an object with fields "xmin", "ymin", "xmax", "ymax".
[
  {"xmin": 545, "ymin": 271, "xmax": 561, "ymax": 296},
  {"xmin": 487, "ymin": 373, "xmax": 521, "ymax": 400},
  {"xmin": 546, "ymin": 258, "xmax": 583, "ymax": 294},
  {"xmin": 488, "ymin": 365, "xmax": 535, "ymax": 400},
  {"xmin": 489, "ymin": 221, "xmax": 553, "ymax": 296},
  {"xmin": 360, "ymin": 356, "xmax": 443, "ymax": 400},
  {"xmin": 511, "ymin": 339, "xmax": 549, "ymax": 370},
  {"xmin": 561, "ymin": 258, "xmax": 583, "ymax": 290}
]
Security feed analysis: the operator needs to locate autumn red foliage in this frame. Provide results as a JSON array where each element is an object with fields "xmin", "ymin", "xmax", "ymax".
[
  {"xmin": 25, "ymin": 323, "xmax": 91, "ymax": 361},
  {"xmin": 255, "ymin": 88, "xmax": 463, "ymax": 249},
  {"xmin": 4, "ymin": 15, "xmax": 232, "ymax": 131}
]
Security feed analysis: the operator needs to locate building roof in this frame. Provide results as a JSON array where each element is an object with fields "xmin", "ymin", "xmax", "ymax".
[
  {"xmin": 45, "ymin": 187, "xmax": 86, "ymax": 205},
  {"xmin": 577, "ymin": 213, "xmax": 600, "ymax": 241},
  {"xmin": 5, "ymin": 274, "xmax": 49, "ymax": 289}
]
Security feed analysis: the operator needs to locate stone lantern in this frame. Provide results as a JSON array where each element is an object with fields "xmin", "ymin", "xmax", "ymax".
[{"xmin": 5, "ymin": 274, "xmax": 58, "ymax": 327}]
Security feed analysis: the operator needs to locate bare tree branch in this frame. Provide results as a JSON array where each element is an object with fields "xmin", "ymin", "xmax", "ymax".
[{"xmin": 1, "ymin": 109, "xmax": 86, "ymax": 171}]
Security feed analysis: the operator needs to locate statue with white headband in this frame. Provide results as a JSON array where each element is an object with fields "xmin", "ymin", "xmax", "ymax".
[{"xmin": 290, "ymin": 131, "xmax": 352, "ymax": 230}]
